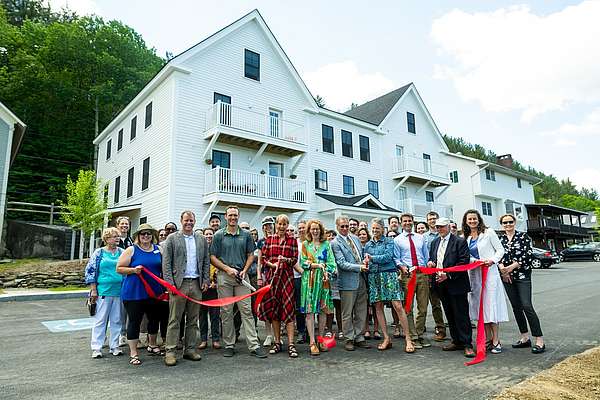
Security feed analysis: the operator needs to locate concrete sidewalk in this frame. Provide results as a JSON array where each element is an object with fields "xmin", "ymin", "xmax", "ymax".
[{"xmin": 0, "ymin": 288, "xmax": 88, "ymax": 302}]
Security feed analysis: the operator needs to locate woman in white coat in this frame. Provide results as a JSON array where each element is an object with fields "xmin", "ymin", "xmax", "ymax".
[{"xmin": 462, "ymin": 209, "xmax": 509, "ymax": 354}]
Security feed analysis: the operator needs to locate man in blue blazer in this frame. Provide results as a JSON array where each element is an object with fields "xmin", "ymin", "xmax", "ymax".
[
  {"xmin": 427, "ymin": 218, "xmax": 475, "ymax": 358},
  {"xmin": 331, "ymin": 216, "xmax": 371, "ymax": 351}
]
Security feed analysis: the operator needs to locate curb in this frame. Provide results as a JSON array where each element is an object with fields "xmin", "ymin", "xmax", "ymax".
[{"xmin": 0, "ymin": 291, "xmax": 88, "ymax": 302}]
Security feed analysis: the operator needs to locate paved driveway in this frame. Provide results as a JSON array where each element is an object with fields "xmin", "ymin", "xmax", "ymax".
[{"xmin": 1, "ymin": 261, "xmax": 599, "ymax": 400}]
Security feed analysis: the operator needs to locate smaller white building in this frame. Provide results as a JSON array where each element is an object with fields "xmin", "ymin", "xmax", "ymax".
[
  {"xmin": 444, "ymin": 152, "xmax": 540, "ymax": 231},
  {"xmin": 0, "ymin": 101, "xmax": 27, "ymax": 253}
]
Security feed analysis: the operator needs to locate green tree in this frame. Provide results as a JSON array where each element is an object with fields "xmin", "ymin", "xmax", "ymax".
[
  {"xmin": 60, "ymin": 169, "xmax": 107, "ymax": 236},
  {"xmin": 560, "ymin": 194, "xmax": 600, "ymax": 212}
]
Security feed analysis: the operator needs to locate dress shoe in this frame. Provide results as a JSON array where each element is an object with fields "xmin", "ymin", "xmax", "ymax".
[
  {"xmin": 164, "ymin": 353, "xmax": 177, "ymax": 366},
  {"xmin": 223, "ymin": 347, "xmax": 235, "ymax": 357},
  {"xmin": 183, "ymin": 351, "xmax": 202, "ymax": 361},
  {"xmin": 344, "ymin": 340, "xmax": 355, "ymax": 351},
  {"xmin": 464, "ymin": 347, "xmax": 475, "ymax": 358},
  {"xmin": 442, "ymin": 343, "xmax": 464, "ymax": 351},
  {"xmin": 433, "ymin": 332, "xmax": 447, "ymax": 342},
  {"xmin": 531, "ymin": 344, "xmax": 546, "ymax": 354},
  {"xmin": 512, "ymin": 339, "xmax": 531, "ymax": 348},
  {"xmin": 354, "ymin": 340, "xmax": 372, "ymax": 349}
]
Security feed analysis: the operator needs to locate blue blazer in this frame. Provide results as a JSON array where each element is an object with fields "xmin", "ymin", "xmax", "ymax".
[{"xmin": 331, "ymin": 234, "xmax": 363, "ymax": 291}]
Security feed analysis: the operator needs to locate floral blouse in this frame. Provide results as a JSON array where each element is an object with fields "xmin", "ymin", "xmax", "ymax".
[{"xmin": 499, "ymin": 231, "xmax": 534, "ymax": 281}]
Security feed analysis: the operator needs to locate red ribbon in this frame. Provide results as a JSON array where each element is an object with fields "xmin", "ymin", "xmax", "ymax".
[
  {"xmin": 140, "ymin": 267, "xmax": 271, "ymax": 312},
  {"xmin": 403, "ymin": 261, "xmax": 489, "ymax": 366}
]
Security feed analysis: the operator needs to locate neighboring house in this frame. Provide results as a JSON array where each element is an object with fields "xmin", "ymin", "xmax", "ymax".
[
  {"xmin": 93, "ymin": 9, "xmax": 453, "ymax": 231},
  {"xmin": 444, "ymin": 153, "xmax": 540, "ymax": 231},
  {"xmin": 0, "ymin": 101, "xmax": 27, "ymax": 253},
  {"xmin": 526, "ymin": 204, "xmax": 590, "ymax": 251}
]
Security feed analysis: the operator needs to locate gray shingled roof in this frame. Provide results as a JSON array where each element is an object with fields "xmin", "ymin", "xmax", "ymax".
[
  {"xmin": 316, "ymin": 193, "xmax": 399, "ymax": 212},
  {"xmin": 343, "ymin": 83, "xmax": 412, "ymax": 125}
]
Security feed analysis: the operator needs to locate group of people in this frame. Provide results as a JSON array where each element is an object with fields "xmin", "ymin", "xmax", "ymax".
[{"xmin": 85, "ymin": 206, "xmax": 546, "ymax": 366}]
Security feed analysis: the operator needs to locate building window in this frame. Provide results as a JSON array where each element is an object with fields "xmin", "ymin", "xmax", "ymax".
[
  {"xmin": 212, "ymin": 150, "xmax": 231, "ymax": 169},
  {"xmin": 368, "ymin": 180, "xmax": 379, "ymax": 199},
  {"xmin": 269, "ymin": 109, "xmax": 281, "ymax": 138},
  {"xmin": 322, "ymin": 124, "xmax": 334, "ymax": 154},
  {"xmin": 144, "ymin": 102, "xmax": 152, "ymax": 129},
  {"xmin": 244, "ymin": 49, "xmax": 260, "ymax": 81},
  {"xmin": 425, "ymin": 191, "xmax": 434, "ymax": 203},
  {"xmin": 106, "ymin": 139, "xmax": 112, "ymax": 160},
  {"xmin": 517, "ymin": 178, "xmax": 522, "ymax": 188},
  {"xmin": 450, "ymin": 170, "xmax": 459, "ymax": 183},
  {"xmin": 142, "ymin": 157, "xmax": 150, "ymax": 190},
  {"xmin": 343, "ymin": 175, "xmax": 355, "ymax": 195},
  {"xmin": 114, "ymin": 176, "xmax": 120, "ymax": 204},
  {"xmin": 314, "ymin": 169, "xmax": 328, "ymax": 191},
  {"xmin": 117, "ymin": 129, "xmax": 123, "ymax": 151},
  {"xmin": 407, "ymin": 112, "xmax": 416, "ymax": 134},
  {"xmin": 139, "ymin": 217, "xmax": 147, "ymax": 225},
  {"xmin": 213, "ymin": 92, "xmax": 231, "ymax": 104},
  {"xmin": 130, "ymin": 116, "xmax": 137, "ymax": 141},
  {"xmin": 485, "ymin": 168, "xmax": 496, "ymax": 181},
  {"xmin": 341, "ymin": 130, "xmax": 353, "ymax": 158},
  {"xmin": 359, "ymin": 135, "xmax": 370, "ymax": 162},
  {"xmin": 482, "ymin": 201, "xmax": 493, "ymax": 216},
  {"xmin": 127, "ymin": 167, "xmax": 134, "ymax": 198}
]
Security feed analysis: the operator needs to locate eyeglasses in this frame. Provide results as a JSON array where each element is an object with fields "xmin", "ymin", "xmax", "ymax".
[
  {"xmin": 159, "ymin": 233, "xmax": 167, "ymax": 237},
  {"xmin": 501, "ymin": 220, "xmax": 515, "ymax": 225},
  {"xmin": 339, "ymin": 225, "xmax": 349, "ymax": 228},
  {"xmin": 139, "ymin": 231, "xmax": 153, "ymax": 237}
]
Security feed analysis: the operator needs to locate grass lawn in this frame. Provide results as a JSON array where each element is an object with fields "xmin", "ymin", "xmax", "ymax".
[
  {"xmin": 48, "ymin": 285, "xmax": 87, "ymax": 292},
  {"xmin": 0, "ymin": 258, "xmax": 47, "ymax": 273}
]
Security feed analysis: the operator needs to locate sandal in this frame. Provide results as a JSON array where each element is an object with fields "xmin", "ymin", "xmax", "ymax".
[
  {"xmin": 310, "ymin": 343, "xmax": 320, "ymax": 356},
  {"xmin": 393, "ymin": 327, "xmax": 402, "ymax": 338},
  {"xmin": 129, "ymin": 355, "xmax": 142, "ymax": 366},
  {"xmin": 318, "ymin": 342, "xmax": 328, "ymax": 353},
  {"xmin": 269, "ymin": 342, "xmax": 282, "ymax": 354},
  {"xmin": 147, "ymin": 345, "xmax": 163, "ymax": 356},
  {"xmin": 377, "ymin": 338, "xmax": 393, "ymax": 351},
  {"xmin": 288, "ymin": 344, "xmax": 299, "ymax": 358},
  {"xmin": 405, "ymin": 340, "xmax": 415, "ymax": 353}
]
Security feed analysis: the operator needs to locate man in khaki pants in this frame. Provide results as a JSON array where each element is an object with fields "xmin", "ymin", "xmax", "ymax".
[
  {"xmin": 162, "ymin": 210, "xmax": 210, "ymax": 366},
  {"xmin": 210, "ymin": 205, "xmax": 267, "ymax": 359}
]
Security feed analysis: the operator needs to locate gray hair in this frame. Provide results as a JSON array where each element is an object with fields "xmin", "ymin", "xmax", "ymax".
[
  {"xmin": 371, "ymin": 218, "xmax": 385, "ymax": 229},
  {"xmin": 335, "ymin": 215, "xmax": 349, "ymax": 225}
]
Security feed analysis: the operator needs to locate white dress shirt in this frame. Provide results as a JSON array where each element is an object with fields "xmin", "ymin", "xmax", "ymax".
[{"xmin": 183, "ymin": 234, "xmax": 199, "ymax": 278}]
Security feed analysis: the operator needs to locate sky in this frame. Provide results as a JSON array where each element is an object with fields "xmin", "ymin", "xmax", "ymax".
[{"xmin": 49, "ymin": 0, "xmax": 600, "ymax": 193}]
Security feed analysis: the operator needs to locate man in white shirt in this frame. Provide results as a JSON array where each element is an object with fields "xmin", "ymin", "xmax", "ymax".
[{"xmin": 423, "ymin": 211, "xmax": 446, "ymax": 342}]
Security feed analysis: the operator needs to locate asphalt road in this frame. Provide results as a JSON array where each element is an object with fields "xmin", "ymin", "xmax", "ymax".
[{"xmin": 2, "ymin": 261, "xmax": 599, "ymax": 400}]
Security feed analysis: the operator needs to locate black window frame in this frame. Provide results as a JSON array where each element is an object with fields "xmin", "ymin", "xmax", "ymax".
[
  {"xmin": 127, "ymin": 167, "xmax": 134, "ymax": 198},
  {"xmin": 425, "ymin": 190, "xmax": 434, "ymax": 203},
  {"xmin": 407, "ymin": 112, "xmax": 416, "ymax": 134},
  {"xmin": 359, "ymin": 135, "xmax": 370, "ymax": 162},
  {"xmin": 482, "ymin": 201, "xmax": 493, "ymax": 216},
  {"xmin": 130, "ymin": 116, "xmax": 137, "ymax": 141},
  {"xmin": 142, "ymin": 157, "xmax": 150, "ymax": 191},
  {"xmin": 139, "ymin": 217, "xmax": 147, "ymax": 225},
  {"xmin": 114, "ymin": 176, "xmax": 120, "ymax": 204},
  {"xmin": 322, "ymin": 124, "xmax": 334, "ymax": 154},
  {"xmin": 368, "ymin": 180, "xmax": 379, "ymax": 199},
  {"xmin": 117, "ymin": 128, "xmax": 123, "ymax": 151},
  {"xmin": 343, "ymin": 175, "xmax": 355, "ymax": 196},
  {"xmin": 517, "ymin": 178, "xmax": 522, "ymax": 188},
  {"xmin": 244, "ymin": 49, "xmax": 260, "ymax": 81},
  {"xmin": 341, "ymin": 130, "xmax": 353, "ymax": 158},
  {"xmin": 485, "ymin": 168, "xmax": 496, "ymax": 181},
  {"xmin": 106, "ymin": 139, "xmax": 112, "ymax": 160},
  {"xmin": 314, "ymin": 169, "xmax": 328, "ymax": 191},
  {"xmin": 450, "ymin": 170, "xmax": 459, "ymax": 183},
  {"xmin": 212, "ymin": 149, "xmax": 231, "ymax": 169},
  {"xmin": 144, "ymin": 102, "xmax": 153, "ymax": 129},
  {"xmin": 213, "ymin": 92, "xmax": 231, "ymax": 104}
]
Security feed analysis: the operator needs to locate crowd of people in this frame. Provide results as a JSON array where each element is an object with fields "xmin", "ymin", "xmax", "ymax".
[{"xmin": 85, "ymin": 206, "xmax": 546, "ymax": 366}]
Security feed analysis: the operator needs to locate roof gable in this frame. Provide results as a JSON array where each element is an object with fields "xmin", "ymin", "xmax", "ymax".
[
  {"xmin": 343, "ymin": 83, "xmax": 411, "ymax": 125},
  {"xmin": 316, "ymin": 193, "xmax": 398, "ymax": 212}
]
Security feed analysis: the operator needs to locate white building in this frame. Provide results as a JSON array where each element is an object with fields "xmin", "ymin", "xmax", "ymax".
[
  {"xmin": 93, "ymin": 10, "xmax": 454, "ymax": 231},
  {"xmin": 0, "ymin": 101, "xmax": 27, "ymax": 253},
  {"xmin": 444, "ymin": 152, "xmax": 540, "ymax": 231}
]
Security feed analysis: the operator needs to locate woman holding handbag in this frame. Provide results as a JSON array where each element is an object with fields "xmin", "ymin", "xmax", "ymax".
[{"xmin": 85, "ymin": 227, "xmax": 124, "ymax": 359}]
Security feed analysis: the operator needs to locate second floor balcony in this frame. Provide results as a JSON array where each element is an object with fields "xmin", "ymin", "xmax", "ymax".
[
  {"xmin": 395, "ymin": 198, "xmax": 454, "ymax": 220},
  {"xmin": 392, "ymin": 155, "xmax": 450, "ymax": 187},
  {"xmin": 204, "ymin": 101, "xmax": 307, "ymax": 157},
  {"xmin": 527, "ymin": 217, "xmax": 589, "ymax": 236}
]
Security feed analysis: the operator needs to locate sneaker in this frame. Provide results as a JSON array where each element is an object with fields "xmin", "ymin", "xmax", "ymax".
[
  {"xmin": 413, "ymin": 341, "xmax": 423, "ymax": 350},
  {"xmin": 223, "ymin": 347, "xmax": 235, "ymax": 357},
  {"xmin": 251, "ymin": 346, "xmax": 268, "ymax": 358},
  {"xmin": 419, "ymin": 338, "xmax": 431, "ymax": 348},
  {"xmin": 119, "ymin": 335, "xmax": 127, "ymax": 347},
  {"xmin": 490, "ymin": 342, "xmax": 503, "ymax": 354},
  {"xmin": 263, "ymin": 335, "xmax": 274, "ymax": 347},
  {"xmin": 92, "ymin": 350, "xmax": 103, "ymax": 359},
  {"xmin": 111, "ymin": 348, "xmax": 123, "ymax": 356}
]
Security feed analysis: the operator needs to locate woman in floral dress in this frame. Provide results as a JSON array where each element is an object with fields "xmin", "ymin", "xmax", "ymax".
[{"xmin": 300, "ymin": 219, "xmax": 336, "ymax": 356}]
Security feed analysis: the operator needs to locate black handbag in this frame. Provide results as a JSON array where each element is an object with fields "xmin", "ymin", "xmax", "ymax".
[{"xmin": 86, "ymin": 293, "xmax": 97, "ymax": 316}]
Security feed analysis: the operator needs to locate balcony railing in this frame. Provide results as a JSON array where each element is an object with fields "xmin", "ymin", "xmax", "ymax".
[
  {"xmin": 527, "ymin": 218, "xmax": 588, "ymax": 235},
  {"xmin": 205, "ymin": 166, "xmax": 307, "ymax": 203},
  {"xmin": 393, "ymin": 156, "xmax": 449, "ymax": 180},
  {"xmin": 395, "ymin": 199, "xmax": 453, "ymax": 219},
  {"xmin": 205, "ymin": 101, "xmax": 305, "ymax": 145}
]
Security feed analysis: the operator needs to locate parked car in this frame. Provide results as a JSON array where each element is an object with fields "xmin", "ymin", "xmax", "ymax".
[
  {"xmin": 531, "ymin": 247, "xmax": 555, "ymax": 269},
  {"xmin": 559, "ymin": 243, "xmax": 600, "ymax": 262}
]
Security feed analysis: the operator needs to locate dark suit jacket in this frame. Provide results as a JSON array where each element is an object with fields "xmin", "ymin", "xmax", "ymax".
[{"xmin": 429, "ymin": 233, "xmax": 471, "ymax": 295}]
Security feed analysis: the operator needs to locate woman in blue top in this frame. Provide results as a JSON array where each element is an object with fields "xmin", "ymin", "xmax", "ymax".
[
  {"xmin": 117, "ymin": 223, "xmax": 165, "ymax": 366},
  {"xmin": 85, "ymin": 227, "xmax": 124, "ymax": 358},
  {"xmin": 363, "ymin": 218, "xmax": 414, "ymax": 353}
]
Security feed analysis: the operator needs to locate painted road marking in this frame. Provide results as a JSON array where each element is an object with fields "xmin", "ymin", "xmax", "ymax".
[{"xmin": 42, "ymin": 318, "xmax": 94, "ymax": 332}]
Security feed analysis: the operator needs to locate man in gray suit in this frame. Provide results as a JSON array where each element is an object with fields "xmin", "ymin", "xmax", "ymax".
[
  {"xmin": 162, "ymin": 210, "xmax": 210, "ymax": 366},
  {"xmin": 331, "ymin": 215, "xmax": 371, "ymax": 351}
]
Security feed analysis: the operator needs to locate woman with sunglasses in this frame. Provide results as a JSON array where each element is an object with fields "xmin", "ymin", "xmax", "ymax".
[
  {"xmin": 117, "ymin": 223, "xmax": 166, "ymax": 366},
  {"xmin": 164, "ymin": 222, "xmax": 178, "ymax": 237},
  {"xmin": 498, "ymin": 214, "xmax": 545, "ymax": 354}
]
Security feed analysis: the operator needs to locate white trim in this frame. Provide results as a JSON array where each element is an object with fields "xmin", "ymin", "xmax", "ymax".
[
  {"xmin": 0, "ymin": 101, "xmax": 25, "ymax": 127},
  {"xmin": 443, "ymin": 151, "xmax": 541, "ymax": 183},
  {"xmin": 316, "ymin": 108, "xmax": 379, "ymax": 131},
  {"xmin": 352, "ymin": 194, "xmax": 387, "ymax": 210}
]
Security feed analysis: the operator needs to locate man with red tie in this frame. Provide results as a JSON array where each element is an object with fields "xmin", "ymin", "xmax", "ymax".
[{"xmin": 393, "ymin": 213, "xmax": 430, "ymax": 349}]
